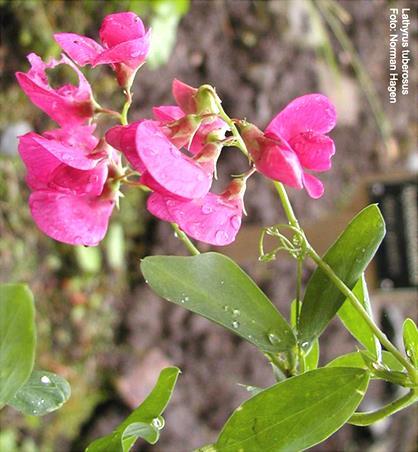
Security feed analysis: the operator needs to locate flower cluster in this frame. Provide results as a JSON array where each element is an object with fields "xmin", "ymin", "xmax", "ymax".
[{"xmin": 16, "ymin": 11, "xmax": 336, "ymax": 248}]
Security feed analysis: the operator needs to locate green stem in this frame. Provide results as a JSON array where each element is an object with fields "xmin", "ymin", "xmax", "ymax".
[
  {"xmin": 273, "ymin": 182, "xmax": 299, "ymax": 228},
  {"xmin": 205, "ymin": 87, "xmax": 249, "ymax": 157},
  {"xmin": 348, "ymin": 389, "xmax": 418, "ymax": 426},
  {"xmin": 307, "ymin": 247, "xmax": 417, "ymax": 382},
  {"xmin": 120, "ymin": 90, "xmax": 133, "ymax": 126},
  {"xmin": 171, "ymin": 224, "xmax": 200, "ymax": 256}
]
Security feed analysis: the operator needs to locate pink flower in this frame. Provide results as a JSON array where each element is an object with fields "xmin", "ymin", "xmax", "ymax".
[
  {"xmin": 107, "ymin": 120, "xmax": 220, "ymax": 199},
  {"xmin": 54, "ymin": 12, "xmax": 151, "ymax": 87},
  {"xmin": 241, "ymin": 123, "xmax": 304, "ymax": 190},
  {"xmin": 105, "ymin": 121, "xmax": 146, "ymax": 173},
  {"xmin": 18, "ymin": 126, "xmax": 118, "ymax": 246},
  {"xmin": 153, "ymin": 79, "xmax": 228, "ymax": 153},
  {"xmin": 147, "ymin": 178, "xmax": 245, "ymax": 246},
  {"xmin": 135, "ymin": 120, "xmax": 218, "ymax": 199},
  {"xmin": 265, "ymin": 94, "xmax": 337, "ymax": 198},
  {"xmin": 16, "ymin": 53, "xmax": 94, "ymax": 127}
]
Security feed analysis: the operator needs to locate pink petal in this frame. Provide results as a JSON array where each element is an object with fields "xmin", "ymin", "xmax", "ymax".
[
  {"xmin": 105, "ymin": 122, "xmax": 145, "ymax": 173},
  {"xmin": 16, "ymin": 53, "xmax": 93, "ymax": 127},
  {"xmin": 152, "ymin": 105, "xmax": 184, "ymax": 123},
  {"xmin": 253, "ymin": 138, "xmax": 304, "ymax": 189},
  {"xmin": 18, "ymin": 133, "xmax": 61, "ymax": 190},
  {"xmin": 289, "ymin": 131, "xmax": 335, "ymax": 172},
  {"xmin": 43, "ymin": 125, "xmax": 98, "ymax": 151},
  {"xmin": 49, "ymin": 163, "xmax": 108, "ymax": 196},
  {"xmin": 28, "ymin": 130, "xmax": 100, "ymax": 170},
  {"xmin": 93, "ymin": 32, "xmax": 151, "ymax": 69},
  {"xmin": 29, "ymin": 191, "xmax": 115, "ymax": 246},
  {"xmin": 303, "ymin": 173, "xmax": 324, "ymax": 199},
  {"xmin": 146, "ymin": 192, "xmax": 175, "ymax": 222},
  {"xmin": 172, "ymin": 79, "xmax": 198, "ymax": 114},
  {"xmin": 265, "ymin": 94, "xmax": 337, "ymax": 142},
  {"xmin": 54, "ymin": 33, "xmax": 104, "ymax": 66},
  {"xmin": 165, "ymin": 193, "xmax": 243, "ymax": 246},
  {"xmin": 99, "ymin": 12, "xmax": 146, "ymax": 48},
  {"xmin": 135, "ymin": 120, "xmax": 212, "ymax": 199}
]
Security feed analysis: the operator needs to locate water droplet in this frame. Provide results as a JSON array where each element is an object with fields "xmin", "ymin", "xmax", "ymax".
[
  {"xmin": 196, "ymin": 172, "xmax": 204, "ymax": 181},
  {"xmin": 184, "ymin": 296, "xmax": 189, "ymax": 302},
  {"xmin": 268, "ymin": 333, "xmax": 281, "ymax": 345},
  {"xmin": 232, "ymin": 320, "xmax": 240, "ymax": 329},
  {"xmin": 230, "ymin": 215, "xmax": 241, "ymax": 229},
  {"xmin": 232, "ymin": 309, "xmax": 240, "ymax": 317},
  {"xmin": 220, "ymin": 280, "xmax": 224, "ymax": 285},
  {"xmin": 152, "ymin": 417, "xmax": 164, "ymax": 429},
  {"xmin": 223, "ymin": 305, "xmax": 229, "ymax": 311},
  {"xmin": 301, "ymin": 341, "xmax": 309, "ymax": 349},
  {"xmin": 201, "ymin": 204, "xmax": 213, "ymax": 214},
  {"xmin": 41, "ymin": 376, "xmax": 51, "ymax": 384}
]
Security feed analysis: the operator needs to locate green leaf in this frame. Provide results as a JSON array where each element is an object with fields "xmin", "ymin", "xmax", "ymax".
[
  {"xmin": 0, "ymin": 284, "xmax": 36, "ymax": 404},
  {"xmin": 327, "ymin": 351, "xmax": 404, "ymax": 373},
  {"xmin": 299, "ymin": 205, "xmax": 385, "ymax": 342},
  {"xmin": 215, "ymin": 367, "xmax": 369, "ymax": 451},
  {"xmin": 403, "ymin": 318, "xmax": 418, "ymax": 367},
  {"xmin": 304, "ymin": 339, "xmax": 320, "ymax": 371},
  {"xmin": 86, "ymin": 367, "xmax": 180, "ymax": 452},
  {"xmin": 8, "ymin": 370, "xmax": 71, "ymax": 416},
  {"xmin": 141, "ymin": 253, "xmax": 296, "ymax": 353},
  {"xmin": 338, "ymin": 275, "xmax": 381, "ymax": 358}
]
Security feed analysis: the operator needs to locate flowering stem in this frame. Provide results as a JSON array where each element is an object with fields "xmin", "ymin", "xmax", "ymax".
[
  {"xmin": 348, "ymin": 388, "xmax": 418, "ymax": 426},
  {"xmin": 273, "ymin": 182, "xmax": 300, "ymax": 228},
  {"xmin": 171, "ymin": 223, "xmax": 200, "ymax": 256}
]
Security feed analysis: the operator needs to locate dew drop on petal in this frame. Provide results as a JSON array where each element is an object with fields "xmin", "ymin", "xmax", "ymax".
[
  {"xmin": 230, "ymin": 215, "xmax": 241, "ymax": 229},
  {"xmin": 41, "ymin": 376, "xmax": 51, "ymax": 384},
  {"xmin": 232, "ymin": 320, "xmax": 240, "ymax": 329},
  {"xmin": 201, "ymin": 204, "xmax": 213, "ymax": 214}
]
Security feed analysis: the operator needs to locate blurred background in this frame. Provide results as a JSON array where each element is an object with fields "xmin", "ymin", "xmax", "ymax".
[{"xmin": 0, "ymin": 0, "xmax": 416, "ymax": 451}]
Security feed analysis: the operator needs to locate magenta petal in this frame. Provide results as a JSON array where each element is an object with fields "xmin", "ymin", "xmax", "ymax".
[
  {"xmin": 28, "ymin": 132, "xmax": 99, "ymax": 170},
  {"xmin": 303, "ymin": 173, "xmax": 324, "ymax": 199},
  {"xmin": 152, "ymin": 105, "xmax": 184, "ymax": 123},
  {"xmin": 172, "ymin": 79, "xmax": 197, "ymax": 114},
  {"xmin": 93, "ymin": 32, "xmax": 151, "ymax": 69},
  {"xmin": 289, "ymin": 131, "xmax": 335, "ymax": 172},
  {"xmin": 146, "ymin": 192, "xmax": 175, "ymax": 223},
  {"xmin": 135, "ymin": 120, "xmax": 212, "ymax": 199},
  {"xmin": 49, "ymin": 163, "xmax": 108, "ymax": 196},
  {"xmin": 29, "ymin": 191, "xmax": 114, "ymax": 246},
  {"xmin": 105, "ymin": 122, "xmax": 145, "ymax": 173},
  {"xmin": 253, "ymin": 139, "xmax": 304, "ymax": 189},
  {"xmin": 54, "ymin": 33, "xmax": 104, "ymax": 66},
  {"xmin": 266, "ymin": 94, "xmax": 337, "ymax": 141},
  {"xmin": 165, "ymin": 193, "xmax": 243, "ymax": 246},
  {"xmin": 18, "ymin": 133, "xmax": 61, "ymax": 190},
  {"xmin": 16, "ymin": 53, "xmax": 93, "ymax": 127},
  {"xmin": 99, "ymin": 12, "xmax": 146, "ymax": 48}
]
